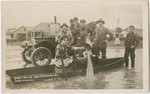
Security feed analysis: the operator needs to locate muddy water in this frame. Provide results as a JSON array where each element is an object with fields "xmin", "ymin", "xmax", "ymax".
[{"xmin": 6, "ymin": 45, "xmax": 143, "ymax": 89}]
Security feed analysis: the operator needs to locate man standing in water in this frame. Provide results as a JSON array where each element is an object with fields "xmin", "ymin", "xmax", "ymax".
[
  {"xmin": 92, "ymin": 18, "xmax": 114, "ymax": 59},
  {"xmin": 124, "ymin": 25, "xmax": 139, "ymax": 68}
]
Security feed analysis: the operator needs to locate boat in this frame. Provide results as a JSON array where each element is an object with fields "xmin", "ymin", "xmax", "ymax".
[{"xmin": 6, "ymin": 57, "xmax": 124, "ymax": 84}]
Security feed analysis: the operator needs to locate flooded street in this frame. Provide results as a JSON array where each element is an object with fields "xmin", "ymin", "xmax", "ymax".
[{"xmin": 6, "ymin": 45, "xmax": 143, "ymax": 89}]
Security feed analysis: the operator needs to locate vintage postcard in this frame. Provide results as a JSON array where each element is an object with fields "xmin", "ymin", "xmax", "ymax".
[{"xmin": 1, "ymin": 0, "xmax": 149, "ymax": 93}]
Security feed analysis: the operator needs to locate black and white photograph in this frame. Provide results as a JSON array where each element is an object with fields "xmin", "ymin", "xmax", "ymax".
[{"xmin": 1, "ymin": 0, "xmax": 149, "ymax": 93}]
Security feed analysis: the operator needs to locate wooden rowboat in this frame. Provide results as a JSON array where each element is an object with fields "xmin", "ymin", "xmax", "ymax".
[{"xmin": 6, "ymin": 57, "xmax": 124, "ymax": 84}]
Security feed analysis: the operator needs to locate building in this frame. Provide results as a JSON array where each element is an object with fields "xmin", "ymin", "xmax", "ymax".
[
  {"xmin": 6, "ymin": 28, "xmax": 16, "ymax": 40},
  {"xmin": 30, "ymin": 22, "xmax": 60, "ymax": 38},
  {"xmin": 12, "ymin": 26, "xmax": 34, "ymax": 41}
]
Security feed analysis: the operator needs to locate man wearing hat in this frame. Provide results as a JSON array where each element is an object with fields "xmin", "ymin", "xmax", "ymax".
[
  {"xmin": 71, "ymin": 17, "xmax": 81, "ymax": 45},
  {"xmin": 74, "ymin": 17, "xmax": 79, "ymax": 24},
  {"xmin": 69, "ymin": 19, "xmax": 75, "ymax": 32},
  {"xmin": 92, "ymin": 18, "xmax": 114, "ymax": 59},
  {"xmin": 76, "ymin": 19, "xmax": 88, "ymax": 47},
  {"xmin": 75, "ymin": 19, "xmax": 88, "ymax": 57},
  {"xmin": 55, "ymin": 23, "xmax": 74, "ymax": 45},
  {"xmin": 124, "ymin": 25, "xmax": 139, "ymax": 68}
]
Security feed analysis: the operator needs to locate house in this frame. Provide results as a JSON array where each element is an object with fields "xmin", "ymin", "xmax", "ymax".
[
  {"xmin": 134, "ymin": 29, "xmax": 143, "ymax": 37},
  {"xmin": 6, "ymin": 28, "xmax": 16, "ymax": 40},
  {"xmin": 13, "ymin": 26, "xmax": 34, "ymax": 41},
  {"xmin": 31, "ymin": 22, "xmax": 60, "ymax": 38}
]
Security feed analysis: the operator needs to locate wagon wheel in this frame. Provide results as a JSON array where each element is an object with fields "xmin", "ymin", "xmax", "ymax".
[
  {"xmin": 21, "ymin": 50, "xmax": 32, "ymax": 64},
  {"xmin": 31, "ymin": 47, "xmax": 52, "ymax": 67}
]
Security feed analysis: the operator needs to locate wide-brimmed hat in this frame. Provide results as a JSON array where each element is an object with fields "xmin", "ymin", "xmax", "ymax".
[
  {"xmin": 61, "ymin": 23, "xmax": 68, "ymax": 28},
  {"xmin": 74, "ymin": 17, "xmax": 79, "ymax": 21},
  {"xmin": 97, "ymin": 18, "xmax": 105, "ymax": 24}
]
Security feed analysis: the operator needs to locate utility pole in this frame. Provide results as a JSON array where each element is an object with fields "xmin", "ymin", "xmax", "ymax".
[
  {"xmin": 54, "ymin": 16, "xmax": 57, "ymax": 24},
  {"xmin": 117, "ymin": 19, "xmax": 120, "ymax": 27}
]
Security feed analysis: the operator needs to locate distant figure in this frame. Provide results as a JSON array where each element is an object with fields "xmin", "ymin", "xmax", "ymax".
[
  {"xmin": 115, "ymin": 33, "xmax": 120, "ymax": 46},
  {"xmin": 115, "ymin": 27, "xmax": 122, "ymax": 46},
  {"xmin": 72, "ymin": 17, "xmax": 81, "ymax": 45},
  {"xmin": 124, "ymin": 25, "xmax": 139, "ymax": 68},
  {"xmin": 55, "ymin": 23, "xmax": 74, "ymax": 45},
  {"xmin": 92, "ymin": 18, "xmax": 114, "ymax": 59}
]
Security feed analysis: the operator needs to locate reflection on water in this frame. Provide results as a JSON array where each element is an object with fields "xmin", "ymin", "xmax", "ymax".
[
  {"xmin": 123, "ymin": 68, "xmax": 142, "ymax": 89},
  {"xmin": 6, "ymin": 48, "xmax": 143, "ymax": 89}
]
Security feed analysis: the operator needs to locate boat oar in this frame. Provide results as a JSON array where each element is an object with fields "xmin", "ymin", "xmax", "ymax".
[{"xmin": 60, "ymin": 55, "xmax": 67, "ymax": 81}]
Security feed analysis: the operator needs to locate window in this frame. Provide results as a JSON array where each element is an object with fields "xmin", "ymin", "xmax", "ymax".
[
  {"xmin": 11, "ymin": 34, "xmax": 14, "ymax": 39},
  {"xmin": 35, "ymin": 32, "xmax": 43, "ymax": 38}
]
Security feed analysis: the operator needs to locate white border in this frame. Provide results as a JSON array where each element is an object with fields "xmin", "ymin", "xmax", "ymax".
[{"xmin": 1, "ymin": 0, "xmax": 149, "ymax": 93}]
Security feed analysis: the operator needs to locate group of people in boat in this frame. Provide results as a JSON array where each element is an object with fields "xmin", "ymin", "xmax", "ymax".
[{"xmin": 54, "ymin": 17, "xmax": 139, "ymax": 69}]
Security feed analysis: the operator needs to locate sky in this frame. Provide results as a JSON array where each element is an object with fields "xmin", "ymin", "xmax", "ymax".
[{"xmin": 2, "ymin": 1, "xmax": 143, "ymax": 31}]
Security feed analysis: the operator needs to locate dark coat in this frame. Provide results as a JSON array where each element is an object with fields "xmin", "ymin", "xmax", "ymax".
[
  {"xmin": 71, "ymin": 23, "xmax": 81, "ymax": 40},
  {"xmin": 93, "ymin": 26, "xmax": 114, "ymax": 48},
  {"xmin": 70, "ymin": 23, "xmax": 75, "ymax": 31},
  {"xmin": 124, "ymin": 32, "xmax": 139, "ymax": 49},
  {"xmin": 86, "ymin": 22, "xmax": 97, "ymax": 35},
  {"xmin": 76, "ymin": 26, "xmax": 88, "ymax": 47}
]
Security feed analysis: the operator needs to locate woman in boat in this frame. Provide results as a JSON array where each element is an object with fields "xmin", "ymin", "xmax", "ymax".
[{"xmin": 54, "ymin": 36, "xmax": 75, "ymax": 68}]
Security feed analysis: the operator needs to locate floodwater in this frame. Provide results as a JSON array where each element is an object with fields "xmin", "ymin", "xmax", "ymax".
[{"xmin": 6, "ymin": 45, "xmax": 143, "ymax": 89}]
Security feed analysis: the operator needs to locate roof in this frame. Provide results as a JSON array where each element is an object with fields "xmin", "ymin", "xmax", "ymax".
[
  {"xmin": 13, "ymin": 26, "xmax": 34, "ymax": 34},
  {"xmin": 33, "ymin": 22, "xmax": 51, "ymax": 32},
  {"xmin": 24, "ymin": 26, "xmax": 34, "ymax": 31},
  {"xmin": 29, "ymin": 30, "xmax": 43, "ymax": 32}
]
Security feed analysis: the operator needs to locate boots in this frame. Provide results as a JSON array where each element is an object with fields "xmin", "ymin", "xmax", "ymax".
[{"xmin": 131, "ymin": 59, "xmax": 135, "ymax": 68}]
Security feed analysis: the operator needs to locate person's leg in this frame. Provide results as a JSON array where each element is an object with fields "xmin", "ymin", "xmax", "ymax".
[
  {"xmin": 92, "ymin": 44, "xmax": 100, "ymax": 56},
  {"xmin": 124, "ymin": 48, "xmax": 130, "ymax": 67},
  {"xmin": 130, "ymin": 48, "xmax": 135, "ymax": 68},
  {"xmin": 101, "ymin": 48, "xmax": 107, "ymax": 59},
  {"xmin": 73, "ymin": 38, "xmax": 77, "ymax": 46}
]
